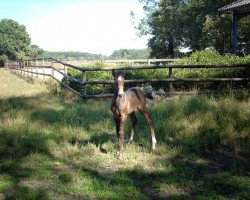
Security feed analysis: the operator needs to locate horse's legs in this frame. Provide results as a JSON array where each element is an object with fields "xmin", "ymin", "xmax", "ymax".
[
  {"xmin": 118, "ymin": 114, "xmax": 128, "ymax": 155},
  {"xmin": 129, "ymin": 112, "xmax": 137, "ymax": 143},
  {"xmin": 138, "ymin": 108, "xmax": 157, "ymax": 151},
  {"xmin": 114, "ymin": 116, "xmax": 120, "ymax": 136},
  {"xmin": 111, "ymin": 107, "xmax": 120, "ymax": 138}
]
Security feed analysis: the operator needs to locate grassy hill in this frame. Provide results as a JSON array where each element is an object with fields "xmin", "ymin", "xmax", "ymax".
[{"xmin": 0, "ymin": 68, "xmax": 249, "ymax": 199}]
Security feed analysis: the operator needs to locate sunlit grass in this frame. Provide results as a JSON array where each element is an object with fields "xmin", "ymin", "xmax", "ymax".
[{"xmin": 0, "ymin": 69, "xmax": 249, "ymax": 199}]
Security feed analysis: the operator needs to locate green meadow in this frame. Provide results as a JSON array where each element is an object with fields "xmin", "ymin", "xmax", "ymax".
[{"xmin": 0, "ymin": 68, "xmax": 249, "ymax": 200}]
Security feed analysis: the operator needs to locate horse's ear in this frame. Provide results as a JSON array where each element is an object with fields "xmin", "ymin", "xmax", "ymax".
[{"xmin": 112, "ymin": 69, "xmax": 116, "ymax": 77}]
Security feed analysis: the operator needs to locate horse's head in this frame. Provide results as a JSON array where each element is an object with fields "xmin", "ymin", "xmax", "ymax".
[{"xmin": 112, "ymin": 70, "xmax": 125, "ymax": 97}]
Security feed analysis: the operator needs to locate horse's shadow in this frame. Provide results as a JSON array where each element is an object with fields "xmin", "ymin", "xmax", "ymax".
[{"xmin": 69, "ymin": 132, "xmax": 116, "ymax": 154}]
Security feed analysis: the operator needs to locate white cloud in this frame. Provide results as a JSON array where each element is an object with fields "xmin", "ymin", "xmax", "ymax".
[{"xmin": 26, "ymin": 1, "xmax": 149, "ymax": 55}]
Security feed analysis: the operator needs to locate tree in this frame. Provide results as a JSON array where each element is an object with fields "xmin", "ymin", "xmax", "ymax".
[
  {"xmin": 136, "ymin": 0, "xmax": 185, "ymax": 58},
  {"xmin": 0, "ymin": 19, "xmax": 32, "ymax": 62},
  {"xmin": 237, "ymin": 17, "xmax": 250, "ymax": 55},
  {"xmin": 181, "ymin": 0, "xmax": 234, "ymax": 52},
  {"xmin": 40, "ymin": 51, "xmax": 107, "ymax": 60},
  {"xmin": 29, "ymin": 45, "xmax": 44, "ymax": 59},
  {"xmin": 109, "ymin": 48, "xmax": 150, "ymax": 59},
  {"xmin": 136, "ymin": 0, "xmax": 250, "ymax": 57}
]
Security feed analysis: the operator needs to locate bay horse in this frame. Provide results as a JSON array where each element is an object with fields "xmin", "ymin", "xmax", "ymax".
[{"xmin": 111, "ymin": 70, "xmax": 156, "ymax": 155}]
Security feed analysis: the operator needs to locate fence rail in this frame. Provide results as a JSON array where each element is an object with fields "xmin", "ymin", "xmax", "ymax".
[{"xmin": 5, "ymin": 58, "xmax": 250, "ymax": 99}]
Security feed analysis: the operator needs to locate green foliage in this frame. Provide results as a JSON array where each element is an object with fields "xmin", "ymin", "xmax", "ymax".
[
  {"xmin": 136, "ymin": 0, "xmax": 250, "ymax": 57},
  {"xmin": 0, "ymin": 19, "xmax": 43, "ymax": 62},
  {"xmin": 150, "ymin": 49, "xmax": 249, "ymax": 87},
  {"xmin": 110, "ymin": 48, "xmax": 151, "ymax": 59},
  {"xmin": 176, "ymin": 50, "xmax": 250, "ymax": 65},
  {"xmin": 29, "ymin": 45, "xmax": 44, "ymax": 59},
  {"xmin": 173, "ymin": 50, "xmax": 249, "ymax": 89},
  {"xmin": 0, "ymin": 54, "xmax": 8, "ymax": 67},
  {"xmin": 67, "ymin": 62, "xmax": 114, "ymax": 95},
  {"xmin": 136, "ymin": 0, "xmax": 185, "ymax": 58},
  {"xmin": 67, "ymin": 51, "xmax": 250, "ymax": 94},
  {"xmin": 41, "ymin": 49, "xmax": 151, "ymax": 60},
  {"xmin": 40, "ymin": 51, "xmax": 107, "ymax": 60},
  {"xmin": 0, "ymin": 19, "xmax": 31, "ymax": 61}
]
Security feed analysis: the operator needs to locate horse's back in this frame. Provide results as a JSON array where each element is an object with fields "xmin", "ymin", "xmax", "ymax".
[
  {"xmin": 126, "ymin": 88, "xmax": 147, "ymax": 106},
  {"xmin": 126, "ymin": 87, "xmax": 143, "ymax": 95}
]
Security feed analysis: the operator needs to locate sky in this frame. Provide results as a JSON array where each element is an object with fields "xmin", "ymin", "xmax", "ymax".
[{"xmin": 0, "ymin": 0, "xmax": 150, "ymax": 56}]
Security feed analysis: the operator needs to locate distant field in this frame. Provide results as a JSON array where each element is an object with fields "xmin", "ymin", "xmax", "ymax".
[{"xmin": 0, "ymin": 69, "xmax": 249, "ymax": 200}]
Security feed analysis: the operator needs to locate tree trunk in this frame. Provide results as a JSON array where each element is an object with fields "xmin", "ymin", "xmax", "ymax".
[{"xmin": 168, "ymin": 36, "xmax": 174, "ymax": 58}]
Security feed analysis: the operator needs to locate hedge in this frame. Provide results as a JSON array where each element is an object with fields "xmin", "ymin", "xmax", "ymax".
[{"xmin": 66, "ymin": 50, "xmax": 250, "ymax": 95}]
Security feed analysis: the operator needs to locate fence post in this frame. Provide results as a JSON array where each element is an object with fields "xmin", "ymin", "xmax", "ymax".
[
  {"xmin": 36, "ymin": 60, "xmax": 38, "ymax": 78},
  {"xmin": 20, "ymin": 61, "xmax": 23, "ymax": 75},
  {"xmin": 168, "ymin": 67, "xmax": 173, "ymax": 95},
  {"xmin": 52, "ymin": 68, "xmax": 54, "ymax": 78},
  {"xmin": 82, "ymin": 71, "xmax": 87, "ymax": 96},
  {"xmin": 51, "ymin": 59, "xmax": 54, "ymax": 77},
  {"xmin": 31, "ymin": 61, "xmax": 34, "ymax": 78},
  {"xmin": 26, "ymin": 62, "xmax": 28, "ymax": 76},
  {"xmin": 248, "ymin": 66, "xmax": 250, "ymax": 90},
  {"xmin": 27, "ymin": 61, "xmax": 30, "ymax": 77},
  {"xmin": 42, "ymin": 60, "xmax": 45, "ymax": 79},
  {"xmin": 62, "ymin": 64, "xmax": 68, "ymax": 86},
  {"xmin": 64, "ymin": 64, "xmax": 67, "ymax": 75},
  {"xmin": 23, "ymin": 62, "xmax": 25, "ymax": 76}
]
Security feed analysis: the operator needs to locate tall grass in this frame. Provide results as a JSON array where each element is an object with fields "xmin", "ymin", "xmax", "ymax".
[
  {"xmin": 0, "ymin": 69, "xmax": 249, "ymax": 199},
  {"xmin": 1, "ymin": 93, "xmax": 249, "ymax": 199},
  {"xmin": 150, "ymin": 93, "xmax": 250, "ymax": 155}
]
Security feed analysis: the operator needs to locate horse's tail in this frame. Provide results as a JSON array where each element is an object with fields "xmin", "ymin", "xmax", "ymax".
[
  {"xmin": 145, "ymin": 91, "xmax": 154, "ymax": 99},
  {"xmin": 142, "ymin": 86, "xmax": 154, "ymax": 99}
]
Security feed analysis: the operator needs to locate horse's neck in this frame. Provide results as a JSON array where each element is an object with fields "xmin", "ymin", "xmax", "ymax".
[{"xmin": 113, "ymin": 86, "xmax": 125, "ymax": 97}]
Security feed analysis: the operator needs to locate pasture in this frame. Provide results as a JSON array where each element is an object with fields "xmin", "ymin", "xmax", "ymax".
[{"xmin": 0, "ymin": 68, "xmax": 249, "ymax": 200}]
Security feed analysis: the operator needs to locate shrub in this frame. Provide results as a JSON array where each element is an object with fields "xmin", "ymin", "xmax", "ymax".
[
  {"xmin": 172, "ymin": 50, "xmax": 249, "ymax": 90},
  {"xmin": 66, "ymin": 62, "xmax": 114, "ymax": 95},
  {"xmin": 66, "ymin": 50, "xmax": 250, "ymax": 94}
]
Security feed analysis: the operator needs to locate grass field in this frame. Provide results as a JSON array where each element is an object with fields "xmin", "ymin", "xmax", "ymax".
[{"xmin": 0, "ymin": 68, "xmax": 250, "ymax": 200}]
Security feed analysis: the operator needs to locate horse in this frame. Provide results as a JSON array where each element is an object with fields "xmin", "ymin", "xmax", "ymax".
[{"xmin": 110, "ymin": 70, "xmax": 156, "ymax": 155}]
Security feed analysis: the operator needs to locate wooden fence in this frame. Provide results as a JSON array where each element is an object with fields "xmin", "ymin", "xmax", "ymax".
[{"xmin": 6, "ymin": 58, "xmax": 250, "ymax": 99}]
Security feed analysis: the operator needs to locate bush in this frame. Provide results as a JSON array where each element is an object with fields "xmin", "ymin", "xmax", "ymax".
[
  {"xmin": 0, "ymin": 55, "xmax": 8, "ymax": 67},
  {"xmin": 172, "ymin": 50, "xmax": 250, "ymax": 90},
  {"xmin": 66, "ymin": 50, "xmax": 250, "ymax": 94},
  {"xmin": 176, "ymin": 50, "xmax": 250, "ymax": 65},
  {"xmin": 66, "ymin": 62, "xmax": 114, "ymax": 95}
]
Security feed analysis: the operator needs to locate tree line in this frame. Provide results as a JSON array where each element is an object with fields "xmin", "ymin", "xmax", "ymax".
[
  {"xmin": 40, "ymin": 49, "xmax": 151, "ymax": 60},
  {"xmin": 0, "ymin": 18, "xmax": 151, "ymax": 65},
  {"xmin": 0, "ymin": 19, "xmax": 150, "ymax": 66},
  {"xmin": 40, "ymin": 51, "xmax": 107, "ymax": 60}
]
